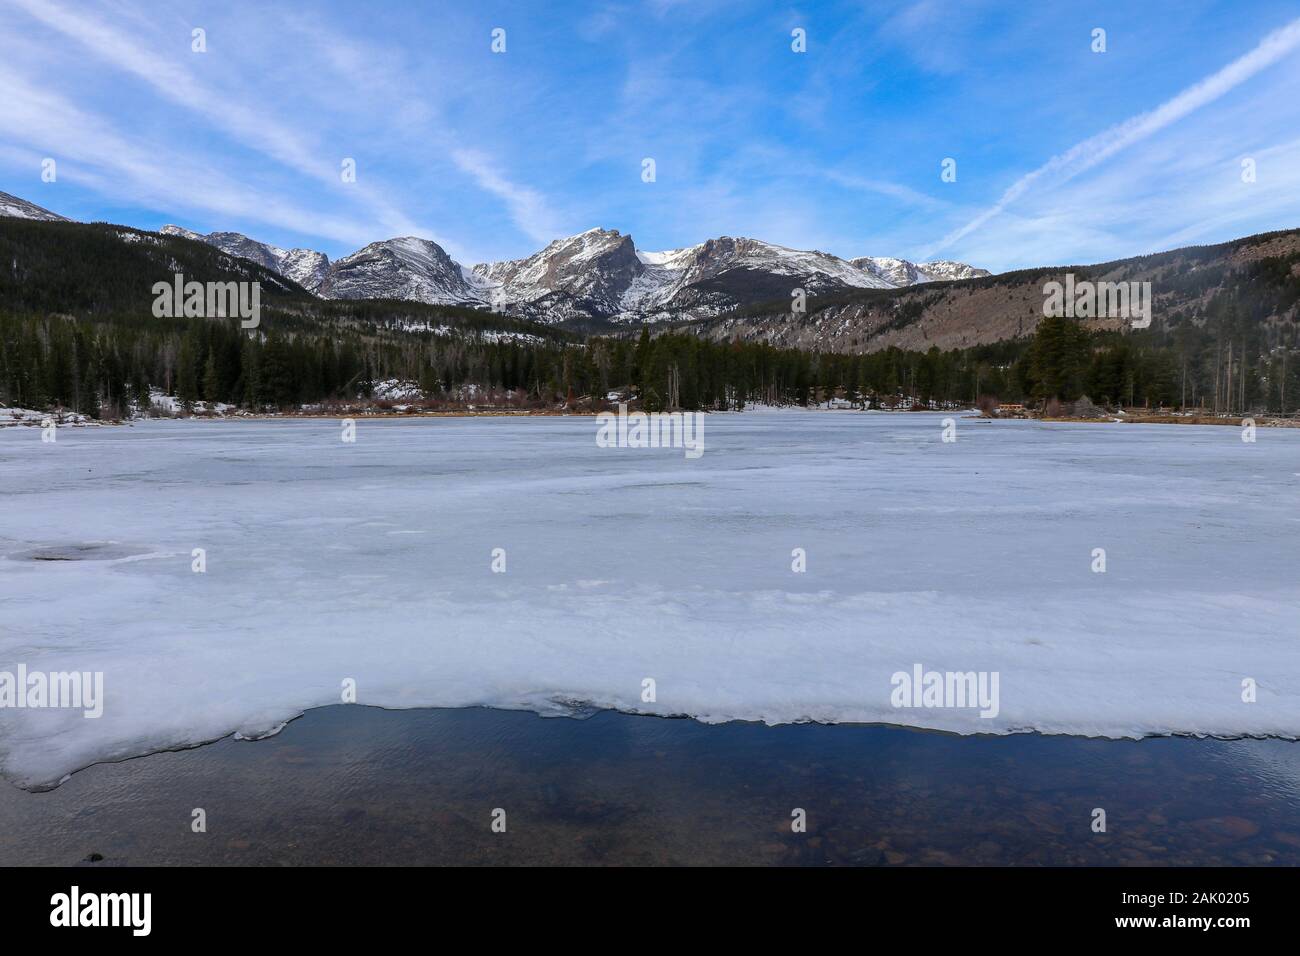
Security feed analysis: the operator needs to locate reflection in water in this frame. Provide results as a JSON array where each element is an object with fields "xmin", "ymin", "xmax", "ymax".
[{"xmin": 2, "ymin": 705, "xmax": 1297, "ymax": 866}]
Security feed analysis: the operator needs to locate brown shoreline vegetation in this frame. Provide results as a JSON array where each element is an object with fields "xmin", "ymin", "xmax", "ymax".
[{"xmin": 1038, "ymin": 414, "xmax": 1298, "ymax": 427}]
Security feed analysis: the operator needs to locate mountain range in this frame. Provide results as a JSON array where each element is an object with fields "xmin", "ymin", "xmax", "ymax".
[
  {"xmin": 0, "ymin": 188, "xmax": 990, "ymax": 326},
  {"xmin": 6, "ymin": 189, "xmax": 1298, "ymax": 366},
  {"xmin": 697, "ymin": 227, "xmax": 1300, "ymax": 354},
  {"xmin": 4, "ymin": 182, "xmax": 1299, "ymax": 430},
  {"xmin": 157, "ymin": 223, "xmax": 989, "ymax": 326}
]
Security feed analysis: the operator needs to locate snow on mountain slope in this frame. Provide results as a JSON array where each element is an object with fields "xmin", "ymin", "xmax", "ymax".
[
  {"xmin": 328, "ymin": 237, "xmax": 487, "ymax": 307},
  {"xmin": 160, "ymin": 226, "xmax": 483, "ymax": 305},
  {"xmin": 160, "ymin": 225, "xmax": 331, "ymax": 293},
  {"xmin": 2, "ymin": 188, "xmax": 992, "ymax": 323},
  {"xmin": 471, "ymin": 228, "xmax": 641, "ymax": 318},
  {"xmin": 610, "ymin": 236, "xmax": 894, "ymax": 323},
  {"xmin": 650, "ymin": 235, "xmax": 890, "ymax": 299},
  {"xmin": 0, "ymin": 190, "xmax": 70, "ymax": 222},
  {"xmin": 913, "ymin": 259, "xmax": 992, "ymax": 282},
  {"xmin": 852, "ymin": 256, "xmax": 991, "ymax": 286},
  {"xmin": 277, "ymin": 248, "xmax": 332, "ymax": 292},
  {"xmin": 472, "ymin": 233, "xmax": 902, "ymax": 324},
  {"xmin": 688, "ymin": 237, "xmax": 895, "ymax": 291},
  {"xmin": 157, "ymin": 224, "xmax": 204, "ymax": 242},
  {"xmin": 152, "ymin": 224, "xmax": 997, "ymax": 319}
]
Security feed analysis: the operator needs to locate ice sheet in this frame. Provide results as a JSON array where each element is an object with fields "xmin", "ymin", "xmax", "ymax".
[{"xmin": 1, "ymin": 412, "xmax": 1297, "ymax": 788}]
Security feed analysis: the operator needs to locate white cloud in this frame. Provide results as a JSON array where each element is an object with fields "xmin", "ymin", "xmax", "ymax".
[
  {"xmin": 821, "ymin": 170, "xmax": 947, "ymax": 213},
  {"xmin": 0, "ymin": 61, "xmax": 385, "ymax": 247},
  {"xmin": 926, "ymin": 16, "xmax": 1300, "ymax": 259},
  {"xmin": 7, "ymin": 0, "xmax": 432, "ymax": 242},
  {"xmin": 450, "ymin": 149, "xmax": 567, "ymax": 248}
]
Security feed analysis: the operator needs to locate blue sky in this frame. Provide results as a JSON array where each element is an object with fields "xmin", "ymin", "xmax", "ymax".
[{"xmin": 2, "ymin": 0, "xmax": 1299, "ymax": 272}]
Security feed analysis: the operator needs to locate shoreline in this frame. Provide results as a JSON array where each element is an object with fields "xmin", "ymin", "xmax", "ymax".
[
  {"xmin": 6, "ymin": 405, "xmax": 1297, "ymax": 427},
  {"xmin": 3, "ymin": 704, "xmax": 1297, "ymax": 866},
  {"xmin": 1035, "ymin": 414, "xmax": 1299, "ymax": 427},
  {"xmin": 16, "ymin": 699, "xmax": 1300, "ymax": 796}
]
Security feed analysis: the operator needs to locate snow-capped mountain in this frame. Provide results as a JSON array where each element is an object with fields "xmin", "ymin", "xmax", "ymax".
[
  {"xmin": 471, "ymin": 232, "xmax": 912, "ymax": 323},
  {"xmin": 472, "ymin": 228, "xmax": 642, "ymax": 320},
  {"xmin": 160, "ymin": 225, "xmax": 331, "ymax": 292},
  {"xmin": 0, "ymin": 190, "xmax": 70, "ymax": 222},
  {"xmin": 328, "ymin": 237, "xmax": 485, "ymax": 307},
  {"xmin": 1, "ymin": 189, "xmax": 989, "ymax": 323},
  {"xmin": 159, "ymin": 228, "xmax": 480, "ymax": 306},
  {"xmin": 624, "ymin": 236, "xmax": 896, "ymax": 321},
  {"xmin": 165, "ymin": 223, "xmax": 989, "ymax": 322},
  {"xmin": 851, "ymin": 256, "xmax": 991, "ymax": 286}
]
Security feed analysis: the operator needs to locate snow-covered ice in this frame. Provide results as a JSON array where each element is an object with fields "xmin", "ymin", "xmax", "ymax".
[{"xmin": 1, "ymin": 412, "xmax": 1298, "ymax": 788}]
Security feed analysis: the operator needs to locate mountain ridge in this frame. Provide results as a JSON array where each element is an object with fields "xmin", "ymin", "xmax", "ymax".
[
  {"xmin": 0, "ymin": 190, "xmax": 989, "ymax": 325},
  {"xmin": 166, "ymin": 220, "xmax": 990, "ymax": 326},
  {"xmin": 0, "ymin": 190, "xmax": 70, "ymax": 223},
  {"xmin": 697, "ymin": 227, "xmax": 1300, "ymax": 353},
  {"xmin": 7, "ymin": 190, "xmax": 1297, "ymax": 364}
]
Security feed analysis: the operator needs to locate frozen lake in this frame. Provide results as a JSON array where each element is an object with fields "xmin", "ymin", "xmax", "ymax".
[{"xmin": 2, "ymin": 411, "xmax": 1298, "ymax": 789}]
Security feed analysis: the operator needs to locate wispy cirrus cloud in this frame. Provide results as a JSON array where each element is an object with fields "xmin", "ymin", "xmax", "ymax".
[
  {"xmin": 450, "ymin": 148, "xmax": 568, "ymax": 247},
  {"xmin": 0, "ymin": 59, "xmax": 390, "ymax": 247},
  {"xmin": 0, "ymin": 0, "xmax": 570, "ymax": 261},
  {"xmin": 821, "ymin": 170, "xmax": 947, "ymax": 213},
  {"xmin": 2, "ymin": 0, "xmax": 1299, "ymax": 272},
  {"xmin": 7, "ymin": 0, "xmax": 431, "ymax": 241},
  {"xmin": 925, "ymin": 15, "xmax": 1300, "ymax": 259}
]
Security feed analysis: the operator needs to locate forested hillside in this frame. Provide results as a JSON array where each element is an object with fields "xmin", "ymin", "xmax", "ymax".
[{"xmin": 2, "ymin": 218, "xmax": 1298, "ymax": 418}]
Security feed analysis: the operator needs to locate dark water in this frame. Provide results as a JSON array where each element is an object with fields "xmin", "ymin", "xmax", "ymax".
[{"xmin": 2, "ymin": 705, "xmax": 1298, "ymax": 866}]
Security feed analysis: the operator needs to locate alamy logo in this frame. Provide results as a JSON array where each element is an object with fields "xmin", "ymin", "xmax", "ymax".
[
  {"xmin": 152, "ymin": 273, "xmax": 261, "ymax": 328},
  {"xmin": 596, "ymin": 402, "xmax": 705, "ymax": 459},
  {"xmin": 890, "ymin": 663, "xmax": 1000, "ymax": 718},
  {"xmin": 1043, "ymin": 274, "xmax": 1150, "ymax": 329},
  {"xmin": 0, "ymin": 665, "xmax": 103, "ymax": 718},
  {"xmin": 50, "ymin": 886, "xmax": 151, "ymax": 936}
]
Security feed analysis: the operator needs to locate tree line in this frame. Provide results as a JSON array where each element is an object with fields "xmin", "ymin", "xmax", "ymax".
[
  {"xmin": 4, "ymin": 302, "xmax": 1296, "ymax": 419},
  {"xmin": 2, "ymin": 214, "xmax": 1298, "ymax": 417}
]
